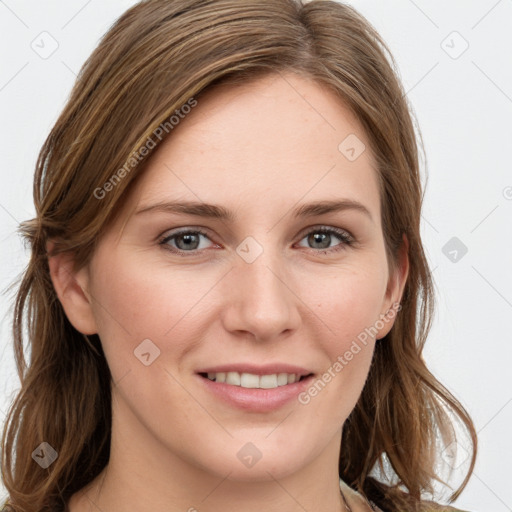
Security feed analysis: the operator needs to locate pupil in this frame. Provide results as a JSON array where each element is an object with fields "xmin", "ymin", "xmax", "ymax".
[
  {"xmin": 309, "ymin": 232, "xmax": 329, "ymax": 249},
  {"xmin": 177, "ymin": 234, "xmax": 199, "ymax": 250}
]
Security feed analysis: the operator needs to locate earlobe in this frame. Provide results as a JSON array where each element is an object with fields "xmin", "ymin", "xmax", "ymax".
[
  {"xmin": 376, "ymin": 233, "xmax": 410, "ymax": 339},
  {"xmin": 46, "ymin": 240, "xmax": 98, "ymax": 335}
]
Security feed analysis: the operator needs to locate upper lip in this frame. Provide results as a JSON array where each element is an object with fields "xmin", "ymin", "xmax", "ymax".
[{"xmin": 196, "ymin": 363, "xmax": 314, "ymax": 377}]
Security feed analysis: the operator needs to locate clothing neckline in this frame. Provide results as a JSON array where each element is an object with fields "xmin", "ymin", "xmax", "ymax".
[{"xmin": 339, "ymin": 479, "xmax": 382, "ymax": 511}]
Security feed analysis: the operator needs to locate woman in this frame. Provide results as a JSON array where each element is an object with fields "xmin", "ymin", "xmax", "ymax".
[{"xmin": 1, "ymin": 0, "xmax": 477, "ymax": 511}]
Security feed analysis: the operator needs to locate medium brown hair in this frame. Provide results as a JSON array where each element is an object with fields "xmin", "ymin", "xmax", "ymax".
[{"xmin": 1, "ymin": 1, "xmax": 477, "ymax": 510}]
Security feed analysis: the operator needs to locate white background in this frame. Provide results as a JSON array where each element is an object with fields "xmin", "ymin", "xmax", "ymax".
[{"xmin": 0, "ymin": 1, "xmax": 511, "ymax": 510}]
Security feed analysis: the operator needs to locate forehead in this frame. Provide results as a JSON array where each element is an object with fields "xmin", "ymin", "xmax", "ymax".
[{"xmin": 124, "ymin": 72, "xmax": 381, "ymax": 224}]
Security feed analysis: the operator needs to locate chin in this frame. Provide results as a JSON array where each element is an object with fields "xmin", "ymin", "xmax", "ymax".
[{"xmin": 207, "ymin": 442, "xmax": 311, "ymax": 482}]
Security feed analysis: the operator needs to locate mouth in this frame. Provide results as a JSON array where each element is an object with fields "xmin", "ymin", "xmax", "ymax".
[
  {"xmin": 196, "ymin": 370, "xmax": 316, "ymax": 412},
  {"xmin": 198, "ymin": 371, "xmax": 314, "ymax": 389}
]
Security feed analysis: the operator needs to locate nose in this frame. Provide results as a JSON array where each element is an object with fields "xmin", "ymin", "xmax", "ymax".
[{"xmin": 220, "ymin": 251, "xmax": 301, "ymax": 342}]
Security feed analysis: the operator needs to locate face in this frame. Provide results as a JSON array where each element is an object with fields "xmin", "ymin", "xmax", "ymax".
[{"xmin": 64, "ymin": 72, "xmax": 405, "ymax": 484}]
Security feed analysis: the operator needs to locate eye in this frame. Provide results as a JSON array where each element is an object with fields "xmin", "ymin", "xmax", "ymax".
[
  {"xmin": 158, "ymin": 225, "xmax": 354, "ymax": 257},
  {"xmin": 159, "ymin": 228, "xmax": 215, "ymax": 256},
  {"xmin": 296, "ymin": 226, "xmax": 354, "ymax": 254}
]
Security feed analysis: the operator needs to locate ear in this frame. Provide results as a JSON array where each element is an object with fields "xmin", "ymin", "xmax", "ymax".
[
  {"xmin": 46, "ymin": 240, "xmax": 98, "ymax": 335},
  {"xmin": 375, "ymin": 233, "xmax": 409, "ymax": 340}
]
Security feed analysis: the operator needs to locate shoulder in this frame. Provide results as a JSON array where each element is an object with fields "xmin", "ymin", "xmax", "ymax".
[
  {"xmin": 420, "ymin": 503, "xmax": 471, "ymax": 512},
  {"xmin": 437, "ymin": 509, "xmax": 470, "ymax": 512},
  {"xmin": 372, "ymin": 499, "xmax": 471, "ymax": 512}
]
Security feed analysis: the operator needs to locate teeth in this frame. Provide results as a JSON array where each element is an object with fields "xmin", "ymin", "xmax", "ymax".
[
  {"xmin": 241, "ymin": 373, "xmax": 260, "ymax": 388},
  {"xmin": 205, "ymin": 371, "xmax": 304, "ymax": 389},
  {"xmin": 277, "ymin": 373, "xmax": 288, "ymax": 386},
  {"xmin": 260, "ymin": 374, "xmax": 277, "ymax": 388},
  {"xmin": 226, "ymin": 372, "xmax": 240, "ymax": 386}
]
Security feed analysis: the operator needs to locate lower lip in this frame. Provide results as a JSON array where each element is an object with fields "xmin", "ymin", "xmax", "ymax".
[{"xmin": 196, "ymin": 374, "xmax": 315, "ymax": 412}]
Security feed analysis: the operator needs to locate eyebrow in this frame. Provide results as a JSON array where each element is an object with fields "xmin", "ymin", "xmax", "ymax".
[{"xmin": 135, "ymin": 199, "xmax": 373, "ymax": 223}]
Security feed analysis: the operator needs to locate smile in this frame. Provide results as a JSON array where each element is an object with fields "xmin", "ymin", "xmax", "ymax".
[
  {"xmin": 196, "ymin": 371, "xmax": 316, "ymax": 412},
  {"xmin": 200, "ymin": 371, "xmax": 312, "ymax": 389}
]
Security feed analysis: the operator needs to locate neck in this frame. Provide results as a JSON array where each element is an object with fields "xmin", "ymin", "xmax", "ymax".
[{"xmin": 68, "ymin": 398, "xmax": 350, "ymax": 512}]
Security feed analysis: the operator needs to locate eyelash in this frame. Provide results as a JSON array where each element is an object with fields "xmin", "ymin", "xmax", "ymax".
[{"xmin": 158, "ymin": 226, "xmax": 355, "ymax": 257}]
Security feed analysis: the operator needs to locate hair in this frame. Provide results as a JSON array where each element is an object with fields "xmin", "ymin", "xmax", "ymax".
[{"xmin": 1, "ymin": 0, "xmax": 477, "ymax": 511}]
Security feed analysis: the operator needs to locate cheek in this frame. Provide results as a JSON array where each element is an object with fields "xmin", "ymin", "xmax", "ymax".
[
  {"xmin": 88, "ymin": 253, "xmax": 219, "ymax": 372},
  {"xmin": 301, "ymin": 265, "xmax": 385, "ymax": 404},
  {"xmin": 308, "ymin": 264, "xmax": 387, "ymax": 340},
  {"xmin": 87, "ymin": 256, "xmax": 206, "ymax": 421}
]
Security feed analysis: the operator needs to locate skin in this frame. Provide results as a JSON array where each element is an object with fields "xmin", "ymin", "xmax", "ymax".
[{"xmin": 49, "ymin": 71, "xmax": 408, "ymax": 512}]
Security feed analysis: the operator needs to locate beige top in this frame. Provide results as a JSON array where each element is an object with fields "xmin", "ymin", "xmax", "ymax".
[
  {"xmin": 339, "ymin": 479, "xmax": 383, "ymax": 511},
  {"xmin": 339, "ymin": 479, "xmax": 469, "ymax": 512}
]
